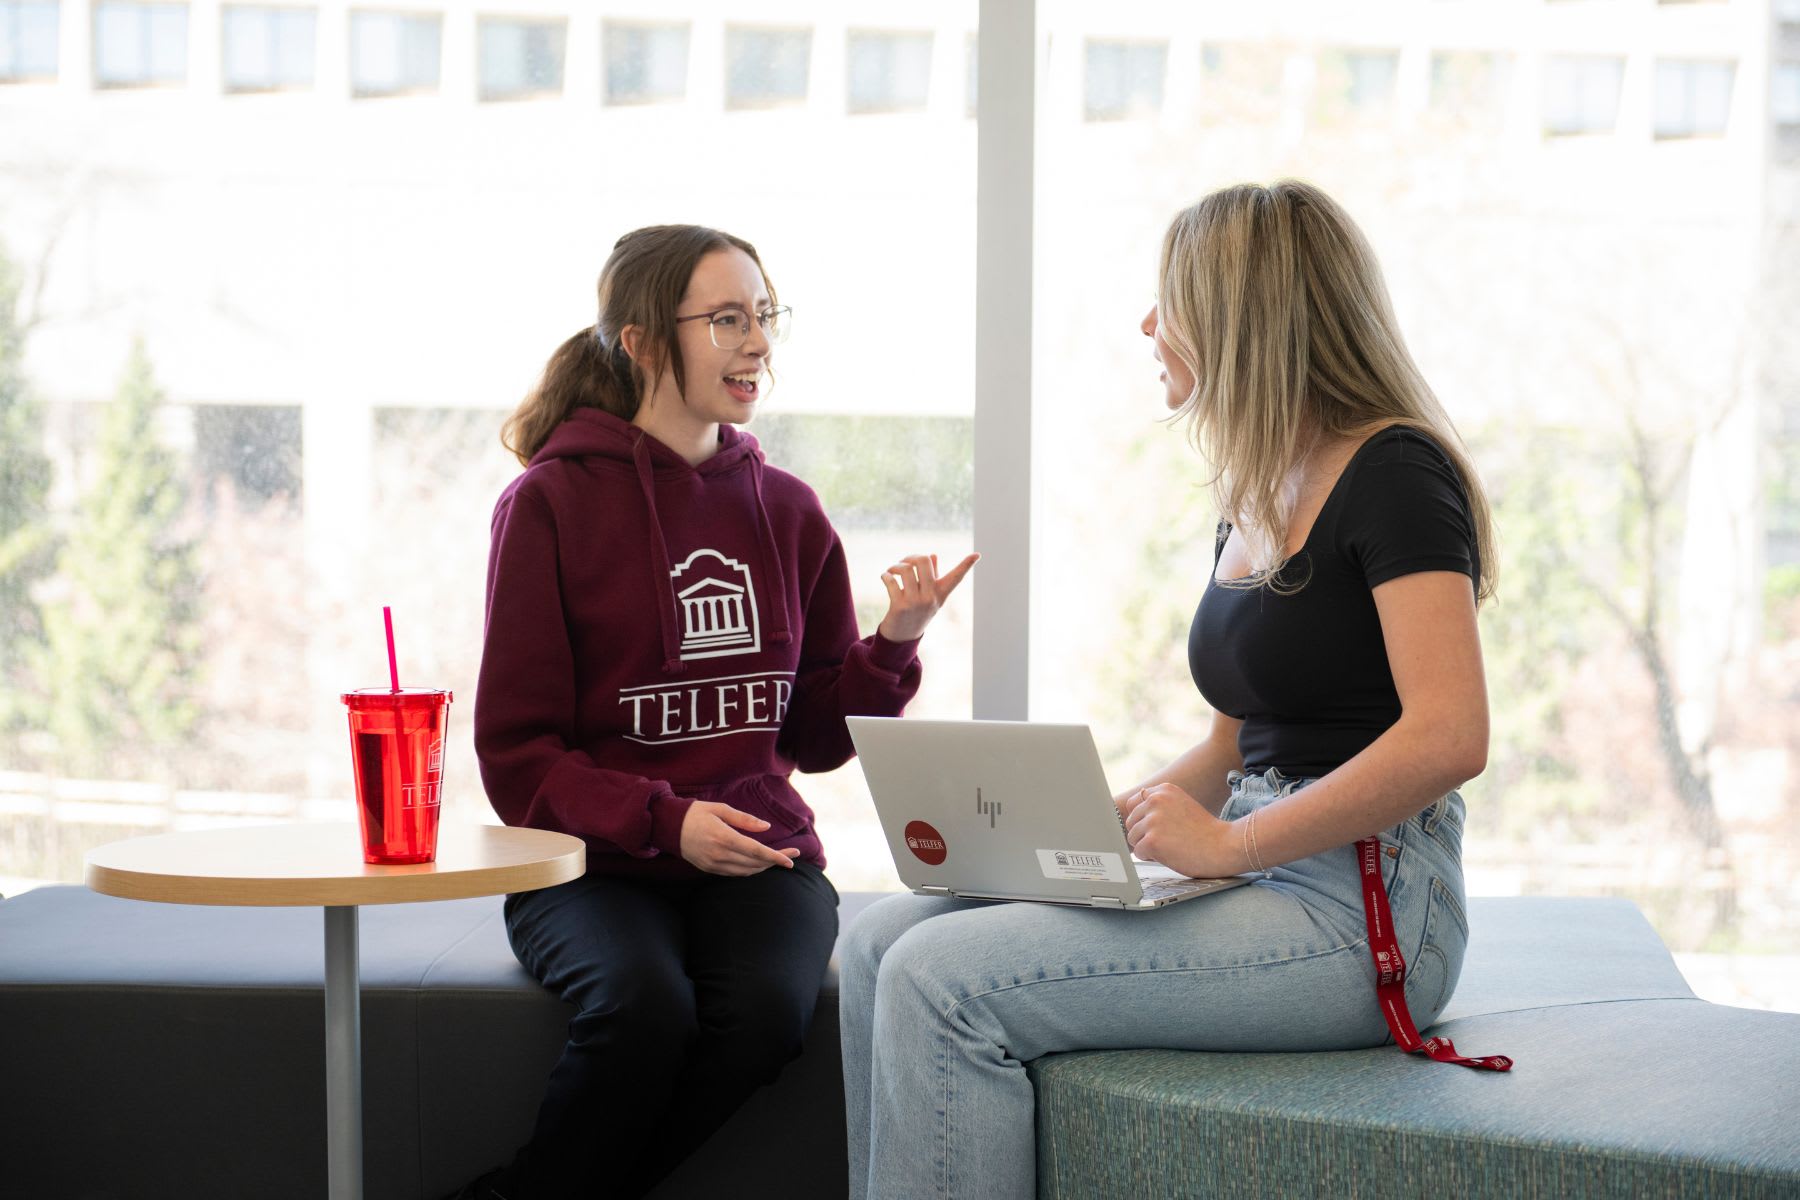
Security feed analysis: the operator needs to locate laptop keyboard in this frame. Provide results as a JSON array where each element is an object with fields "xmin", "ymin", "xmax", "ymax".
[{"xmin": 1140, "ymin": 878, "xmax": 1210, "ymax": 901}]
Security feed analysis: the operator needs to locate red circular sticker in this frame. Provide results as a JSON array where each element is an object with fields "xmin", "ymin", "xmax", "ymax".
[{"xmin": 903, "ymin": 820, "xmax": 948, "ymax": 866}]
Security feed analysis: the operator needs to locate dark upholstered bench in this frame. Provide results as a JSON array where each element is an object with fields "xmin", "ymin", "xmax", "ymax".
[
  {"xmin": 5, "ymin": 888, "xmax": 1796, "ymax": 1199},
  {"xmin": 0, "ymin": 885, "xmax": 885, "ymax": 1200}
]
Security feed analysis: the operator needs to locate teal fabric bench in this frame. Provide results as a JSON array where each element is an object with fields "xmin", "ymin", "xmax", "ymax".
[{"xmin": 1031, "ymin": 897, "xmax": 1800, "ymax": 1199}]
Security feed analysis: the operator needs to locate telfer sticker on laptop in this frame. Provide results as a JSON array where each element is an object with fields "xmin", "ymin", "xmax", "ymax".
[{"xmin": 1036, "ymin": 849, "xmax": 1126, "ymax": 883}]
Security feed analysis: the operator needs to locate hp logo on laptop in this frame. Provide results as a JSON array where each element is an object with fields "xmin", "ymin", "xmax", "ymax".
[{"xmin": 976, "ymin": 788, "xmax": 1001, "ymax": 829}]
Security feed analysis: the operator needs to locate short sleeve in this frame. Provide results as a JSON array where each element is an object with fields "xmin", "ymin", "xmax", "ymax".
[{"xmin": 1339, "ymin": 430, "xmax": 1479, "ymax": 591}]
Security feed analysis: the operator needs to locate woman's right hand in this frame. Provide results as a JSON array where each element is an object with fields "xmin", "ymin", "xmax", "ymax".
[{"xmin": 677, "ymin": 800, "xmax": 801, "ymax": 875}]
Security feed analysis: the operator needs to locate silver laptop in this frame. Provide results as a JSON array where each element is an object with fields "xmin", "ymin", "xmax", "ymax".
[{"xmin": 846, "ymin": 717, "xmax": 1250, "ymax": 911}]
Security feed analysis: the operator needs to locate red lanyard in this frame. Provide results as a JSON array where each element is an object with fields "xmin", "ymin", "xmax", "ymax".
[{"xmin": 1357, "ymin": 837, "xmax": 1512, "ymax": 1072}]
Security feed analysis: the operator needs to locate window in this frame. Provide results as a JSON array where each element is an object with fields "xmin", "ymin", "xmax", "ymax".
[
  {"xmin": 1084, "ymin": 39, "xmax": 1167, "ymax": 121},
  {"xmin": 221, "ymin": 5, "xmax": 314, "ymax": 93},
  {"xmin": 1653, "ymin": 59, "xmax": 1734, "ymax": 138},
  {"xmin": 603, "ymin": 21, "xmax": 687, "ymax": 106},
  {"xmin": 349, "ymin": 10, "xmax": 439, "ymax": 97},
  {"xmin": 1430, "ymin": 50, "xmax": 1511, "ymax": 124},
  {"xmin": 194, "ymin": 405, "xmax": 302, "ymax": 512},
  {"xmin": 0, "ymin": 1, "xmax": 58, "ymax": 81},
  {"xmin": 93, "ymin": 1, "xmax": 187, "ymax": 88},
  {"xmin": 1326, "ymin": 48, "xmax": 1399, "ymax": 111},
  {"xmin": 1542, "ymin": 55, "xmax": 1624, "ymax": 135},
  {"xmin": 1200, "ymin": 41, "xmax": 1285, "ymax": 118},
  {"xmin": 847, "ymin": 30, "xmax": 932, "ymax": 115},
  {"xmin": 478, "ymin": 17, "xmax": 564, "ymax": 101},
  {"xmin": 1775, "ymin": 63, "xmax": 1800, "ymax": 124},
  {"xmin": 724, "ymin": 25, "xmax": 809, "ymax": 109}
]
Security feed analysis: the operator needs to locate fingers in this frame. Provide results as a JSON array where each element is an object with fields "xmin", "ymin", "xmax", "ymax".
[
  {"xmin": 936, "ymin": 553, "xmax": 980, "ymax": 598},
  {"xmin": 713, "ymin": 804, "xmax": 772, "ymax": 832}
]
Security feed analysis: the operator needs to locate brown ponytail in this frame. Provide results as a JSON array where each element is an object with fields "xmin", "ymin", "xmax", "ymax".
[{"xmin": 501, "ymin": 225, "xmax": 777, "ymax": 467}]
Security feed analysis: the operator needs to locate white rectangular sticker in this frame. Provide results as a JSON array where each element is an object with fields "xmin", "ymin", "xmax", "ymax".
[{"xmin": 1036, "ymin": 849, "xmax": 1127, "ymax": 884}]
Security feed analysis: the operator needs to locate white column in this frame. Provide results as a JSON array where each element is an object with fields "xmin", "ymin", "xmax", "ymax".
[
  {"xmin": 59, "ymin": 0, "xmax": 93, "ymax": 93},
  {"xmin": 189, "ymin": 0, "xmax": 223, "ymax": 96},
  {"xmin": 973, "ymin": 0, "xmax": 1036, "ymax": 721},
  {"xmin": 689, "ymin": 17, "xmax": 724, "ymax": 114},
  {"xmin": 564, "ymin": 8, "xmax": 600, "ymax": 107},
  {"xmin": 442, "ymin": 5, "xmax": 477, "ymax": 106}
]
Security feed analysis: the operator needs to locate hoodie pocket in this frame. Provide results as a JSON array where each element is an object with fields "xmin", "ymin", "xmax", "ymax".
[{"xmin": 729, "ymin": 776, "xmax": 811, "ymax": 838}]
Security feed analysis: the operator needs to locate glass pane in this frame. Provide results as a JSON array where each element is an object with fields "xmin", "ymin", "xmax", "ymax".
[
  {"xmin": 146, "ymin": 3, "xmax": 185, "ymax": 81},
  {"xmin": 1777, "ymin": 64, "xmax": 1800, "ymax": 124},
  {"xmin": 94, "ymin": 3, "xmax": 146, "ymax": 84},
  {"xmin": 1084, "ymin": 39, "xmax": 1166, "ymax": 121},
  {"xmin": 1037, "ymin": 10, "xmax": 1798, "ymax": 1012},
  {"xmin": 274, "ymin": 8, "xmax": 314, "ymax": 85},
  {"xmin": 3, "ymin": 2, "xmax": 61, "ymax": 79},
  {"xmin": 847, "ymin": 30, "xmax": 932, "ymax": 114},
  {"xmin": 604, "ymin": 21, "xmax": 689, "ymax": 105},
  {"xmin": 0, "ymin": 2, "xmax": 975, "ymax": 906},
  {"xmin": 351, "ymin": 10, "xmax": 438, "ymax": 95},
  {"xmin": 221, "ymin": 8, "xmax": 272, "ymax": 88},
  {"xmin": 1544, "ymin": 55, "xmax": 1622, "ymax": 135},
  {"xmin": 478, "ymin": 18, "xmax": 564, "ymax": 101},
  {"xmin": 724, "ymin": 25, "xmax": 810, "ymax": 109}
]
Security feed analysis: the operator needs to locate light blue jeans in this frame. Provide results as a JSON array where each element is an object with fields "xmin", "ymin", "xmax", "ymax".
[{"xmin": 839, "ymin": 768, "xmax": 1471, "ymax": 1200}]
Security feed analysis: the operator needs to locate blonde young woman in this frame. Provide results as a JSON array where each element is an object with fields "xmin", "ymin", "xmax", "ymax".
[{"xmin": 839, "ymin": 180, "xmax": 1504, "ymax": 1199}]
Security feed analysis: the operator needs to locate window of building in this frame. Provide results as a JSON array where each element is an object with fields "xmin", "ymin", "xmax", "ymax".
[
  {"xmin": 1542, "ymin": 54, "xmax": 1624, "ymax": 135},
  {"xmin": 1, "ymin": 1, "xmax": 58, "ymax": 82},
  {"xmin": 1777, "ymin": 0, "xmax": 1800, "ymax": 16},
  {"xmin": 1430, "ymin": 50, "xmax": 1511, "ymax": 124},
  {"xmin": 1653, "ymin": 59, "xmax": 1734, "ymax": 138},
  {"xmin": 478, "ymin": 16, "xmax": 564, "ymax": 101},
  {"xmin": 603, "ymin": 21, "xmax": 687, "ymax": 105},
  {"xmin": 724, "ymin": 25, "xmax": 809, "ymax": 109},
  {"xmin": 847, "ymin": 30, "xmax": 932, "ymax": 115},
  {"xmin": 1775, "ymin": 63, "xmax": 1800, "ymax": 123},
  {"xmin": 349, "ymin": 10, "xmax": 439, "ymax": 98},
  {"xmin": 1084, "ymin": 38, "xmax": 1167, "ymax": 121},
  {"xmin": 93, "ymin": 1, "xmax": 188, "ymax": 88},
  {"xmin": 221, "ymin": 5, "xmax": 314, "ymax": 93},
  {"xmin": 194, "ymin": 404, "xmax": 302, "ymax": 512},
  {"xmin": 1329, "ymin": 48, "xmax": 1400, "ymax": 111},
  {"xmin": 1200, "ymin": 41, "xmax": 1285, "ymax": 118}
]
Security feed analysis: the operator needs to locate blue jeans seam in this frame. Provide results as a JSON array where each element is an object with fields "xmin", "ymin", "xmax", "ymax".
[{"xmin": 939, "ymin": 936, "xmax": 1375, "ymax": 1017}]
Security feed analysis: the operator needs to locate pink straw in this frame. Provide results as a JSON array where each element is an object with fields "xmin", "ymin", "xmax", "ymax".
[{"xmin": 383, "ymin": 606, "xmax": 401, "ymax": 692}]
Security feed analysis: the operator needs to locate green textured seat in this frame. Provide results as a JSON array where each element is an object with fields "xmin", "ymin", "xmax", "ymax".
[{"xmin": 1030, "ymin": 897, "xmax": 1800, "ymax": 1199}]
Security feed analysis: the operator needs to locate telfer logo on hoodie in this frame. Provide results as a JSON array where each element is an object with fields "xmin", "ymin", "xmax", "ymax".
[{"xmin": 617, "ymin": 547, "xmax": 793, "ymax": 745}]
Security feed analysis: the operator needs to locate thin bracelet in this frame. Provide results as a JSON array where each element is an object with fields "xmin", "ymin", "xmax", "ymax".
[{"xmin": 1246, "ymin": 809, "xmax": 1268, "ymax": 874}]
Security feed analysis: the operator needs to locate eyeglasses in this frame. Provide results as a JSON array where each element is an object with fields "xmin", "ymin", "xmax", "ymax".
[{"xmin": 674, "ymin": 305, "xmax": 792, "ymax": 350}]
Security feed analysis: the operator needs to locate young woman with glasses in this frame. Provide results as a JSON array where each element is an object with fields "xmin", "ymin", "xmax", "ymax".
[
  {"xmin": 456, "ymin": 225, "xmax": 976, "ymax": 1200},
  {"xmin": 838, "ymin": 180, "xmax": 1504, "ymax": 1199}
]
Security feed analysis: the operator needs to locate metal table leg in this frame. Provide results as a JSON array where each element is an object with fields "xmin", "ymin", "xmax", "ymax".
[{"xmin": 324, "ymin": 905, "xmax": 362, "ymax": 1200}]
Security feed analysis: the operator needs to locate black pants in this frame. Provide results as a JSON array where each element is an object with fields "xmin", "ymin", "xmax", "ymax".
[{"xmin": 499, "ymin": 861, "xmax": 839, "ymax": 1200}]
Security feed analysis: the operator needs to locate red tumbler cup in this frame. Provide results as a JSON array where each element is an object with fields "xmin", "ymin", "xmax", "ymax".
[{"xmin": 341, "ymin": 688, "xmax": 453, "ymax": 864}]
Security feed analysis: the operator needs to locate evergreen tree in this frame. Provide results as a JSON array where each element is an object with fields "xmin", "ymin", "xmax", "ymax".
[
  {"xmin": 38, "ymin": 338, "xmax": 201, "ymax": 774},
  {"xmin": 0, "ymin": 243, "xmax": 56, "ymax": 741}
]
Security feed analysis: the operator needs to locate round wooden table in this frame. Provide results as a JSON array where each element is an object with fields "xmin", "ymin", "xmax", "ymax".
[{"xmin": 86, "ymin": 822, "xmax": 585, "ymax": 1200}]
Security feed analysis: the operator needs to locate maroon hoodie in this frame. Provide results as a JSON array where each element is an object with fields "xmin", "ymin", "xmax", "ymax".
[{"xmin": 474, "ymin": 407, "xmax": 921, "ymax": 877}]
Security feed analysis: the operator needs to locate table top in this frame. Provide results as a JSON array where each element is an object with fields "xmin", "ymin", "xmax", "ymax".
[{"xmin": 84, "ymin": 822, "xmax": 586, "ymax": 908}]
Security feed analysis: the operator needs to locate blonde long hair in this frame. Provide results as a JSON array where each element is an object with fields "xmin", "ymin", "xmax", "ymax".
[{"xmin": 1158, "ymin": 179, "xmax": 1496, "ymax": 602}]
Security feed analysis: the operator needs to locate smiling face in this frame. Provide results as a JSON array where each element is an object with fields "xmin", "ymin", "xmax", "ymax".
[
  {"xmin": 640, "ymin": 247, "xmax": 774, "ymax": 435},
  {"xmin": 1141, "ymin": 301, "xmax": 1197, "ymax": 411}
]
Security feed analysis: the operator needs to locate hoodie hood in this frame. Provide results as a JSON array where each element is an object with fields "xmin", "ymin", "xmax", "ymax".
[{"xmin": 530, "ymin": 408, "xmax": 792, "ymax": 673}]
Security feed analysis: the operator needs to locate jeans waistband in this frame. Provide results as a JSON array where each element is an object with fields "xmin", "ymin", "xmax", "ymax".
[{"xmin": 1228, "ymin": 767, "xmax": 1461, "ymax": 835}]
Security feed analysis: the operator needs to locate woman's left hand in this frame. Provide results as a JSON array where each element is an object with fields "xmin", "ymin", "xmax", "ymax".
[
  {"xmin": 1120, "ymin": 783, "xmax": 1248, "ymax": 878},
  {"xmin": 877, "ymin": 553, "xmax": 979, "ymax": 643}
]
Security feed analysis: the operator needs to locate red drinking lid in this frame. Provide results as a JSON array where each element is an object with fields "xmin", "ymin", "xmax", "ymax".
[{"xmin": 341, "ymin": 687, "xmax": 453, "ymax": 709}]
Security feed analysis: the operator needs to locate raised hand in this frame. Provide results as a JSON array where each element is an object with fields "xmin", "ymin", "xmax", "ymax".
[
  {"xmin": 677, "ymin": 800, "xmax": 802, "ymax": 876},
  {"xmin": 876, "ymin": 553, "xmax": 979, "ymax": 643}
]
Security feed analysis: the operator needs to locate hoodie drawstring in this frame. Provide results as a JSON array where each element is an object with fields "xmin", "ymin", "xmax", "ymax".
[
  {"xmin": 748, "ymin": 455, "xmax": 794, "ymax": 648},
  {"xmin": 633, "ymin": 434, "xmax": 687, "ymax": 675}
]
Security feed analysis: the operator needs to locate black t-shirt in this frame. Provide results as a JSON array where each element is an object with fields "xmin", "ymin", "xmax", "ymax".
[{"xmin": 1188, "ymin": 427, "xmax": 1479, "ymax": 778}]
